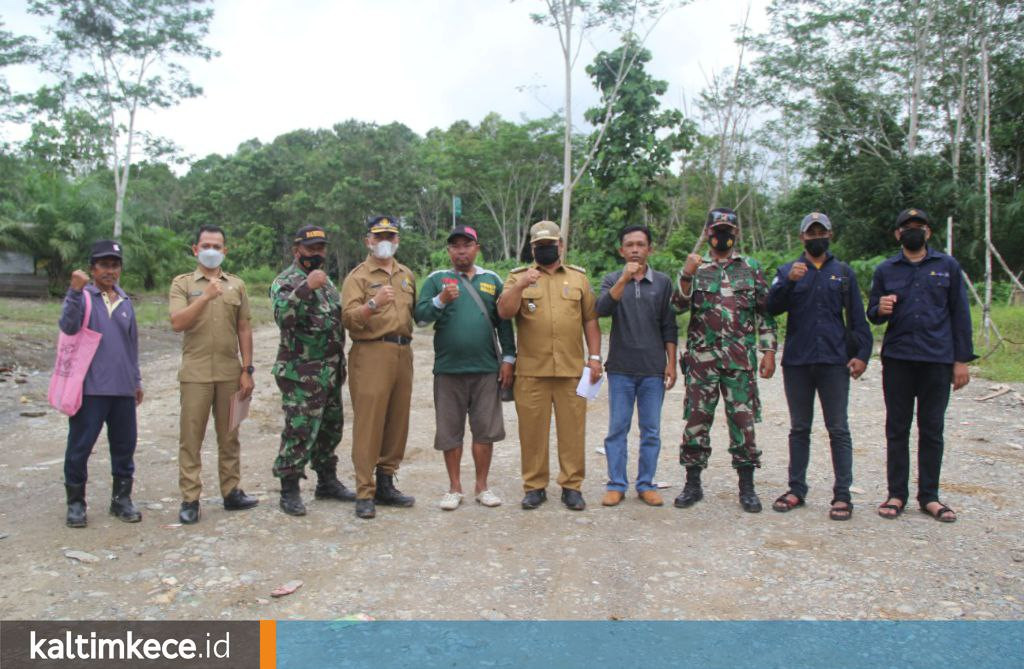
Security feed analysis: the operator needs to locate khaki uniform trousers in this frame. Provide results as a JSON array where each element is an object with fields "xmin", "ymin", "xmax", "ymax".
[
  {"xmin": 179, "ymin": 380, "xmax": 241, "ymax": 501},
  {"xmin": 514, "ymin": 376, "xmax": 586, "ymax": 492},
  {"xmin": 348, "ymin": 341, "xmax": 413, "ymax": 499}
]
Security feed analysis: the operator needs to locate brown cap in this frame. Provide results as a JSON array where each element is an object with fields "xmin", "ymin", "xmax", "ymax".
[{"xmin": 529, "ymin": 220, "xmax": 561, "ymax": 244}]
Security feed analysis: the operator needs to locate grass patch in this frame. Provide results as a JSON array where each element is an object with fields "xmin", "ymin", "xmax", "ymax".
[{"xmin": 971, "ymin": 305, "xmax": 1024, "ymax": 382}]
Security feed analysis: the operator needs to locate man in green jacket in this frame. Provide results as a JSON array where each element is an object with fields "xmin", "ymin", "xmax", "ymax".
[{"xmin": 415, "ymin": 225, "xmax": 515, "ymax": 510}]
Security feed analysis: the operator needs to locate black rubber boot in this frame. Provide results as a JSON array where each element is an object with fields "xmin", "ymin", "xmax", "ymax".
[
  {"xmin": 355, "ymin": 498, "xmax": 376, "ymax": 519},
  {"xmin": 674, "ymin": 467, "xmax": 704, "ymax": 508},
  {"xmin": 374, "ymin": 469, "xmax": 415, "ymax": 507},
  {"xmin": 65, "ymin": 483, "xmax": 87, "ymax": 528},
  {"xmin": 109, "ymin": 477, "xmax": 142, "ymax": 523},
  {"xmin": 738, "ymin": 466, "xmax": 762, "ymax": 513},
  {"xmin": 314, "ymin": 466, "xmax": 356, "ymax": 502},
  {"xmin": 278, "ymin": 475, "xmax": 307, "ymax": 516}
]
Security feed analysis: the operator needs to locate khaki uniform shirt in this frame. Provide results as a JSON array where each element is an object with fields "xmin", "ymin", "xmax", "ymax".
[
  {"xmin": 504, "ymin": 263, "xmax": 597, "ymax": 377},
  {"xmin": 169, "ymin": 269, "xmax": 251, "ymax": 382},
  {"xmin": 341, "ymin": 255, "xmax": 416, "ymax": 341}
]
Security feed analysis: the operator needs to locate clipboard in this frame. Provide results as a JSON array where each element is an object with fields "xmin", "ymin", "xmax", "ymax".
[{"xmin": 228, "ymin": 389, "xmax": 251, "ymax": 432}]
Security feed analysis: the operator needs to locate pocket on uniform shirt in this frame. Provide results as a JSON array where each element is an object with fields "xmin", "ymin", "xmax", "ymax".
[{"xmin": 561, "ymin": 286, "xmax": 582, "ymax": 301}]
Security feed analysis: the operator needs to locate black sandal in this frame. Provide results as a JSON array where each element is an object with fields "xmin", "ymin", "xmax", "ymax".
[
  {"xmin": 829, "ymin": 499, "xmax": 853, "ymax": 521},
  {"xmin": 877, "ymin": 499, "xmax": 904, "ymax": 519},
  {"xmin": 921, "ymin": 501, "xmax": 957, "ymax": 523},
  {"xmin": 772, "ymin": 492, "xmax": 805, "ymax": 512}
]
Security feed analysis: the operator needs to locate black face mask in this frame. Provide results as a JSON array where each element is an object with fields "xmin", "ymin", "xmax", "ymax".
[
  {"xmin": 899, "ymin": 228, "xmax": 927, "ymax": 252},
  {"xmin": 298, "ymin": 254, "xmax": 325, "ymax": 273},
  {"xmin": 533, "ymin": 244, "xmax": 560, "ymax": 266},
  {"xmin": 804, "ymin": 238, "xmax": 830, "ymax": 257},
  {"xmin": 709, "ymin": 228, "xmax": 736, "ymax": 252}
]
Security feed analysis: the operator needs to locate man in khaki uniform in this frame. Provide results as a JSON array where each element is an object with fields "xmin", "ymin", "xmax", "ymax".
[
  {"xmin": 169, "ymin": 225, "xmax": 259, "ymax": 524},
  {"xmin": 497, "ymin": 220, "xmax": 603, "ymax": 511},
  {"xmin": 341, "ymin": 215, "xmax": 418, "ymax": 520}
]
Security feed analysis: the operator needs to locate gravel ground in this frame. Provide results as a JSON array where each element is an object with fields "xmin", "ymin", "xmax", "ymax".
[{"xmin": 1, "ymin": 325, "xmax": 1022, "ymax": 621}]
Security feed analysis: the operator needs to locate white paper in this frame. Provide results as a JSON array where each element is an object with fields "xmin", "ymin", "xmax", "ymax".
[{"xmin": 576, "ymin": 366, "xmax": 604, "ymax": 400}]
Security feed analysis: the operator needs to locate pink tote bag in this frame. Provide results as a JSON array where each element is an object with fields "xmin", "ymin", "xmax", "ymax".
[{"xmin": 48, "ymin": 290, "xmax": 103, "ymax": 416}]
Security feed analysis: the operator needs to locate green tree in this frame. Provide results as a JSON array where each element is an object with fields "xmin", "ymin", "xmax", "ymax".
[{"xmin": 28, "ymin": 0, "xmax": 218, "ymax": 238}]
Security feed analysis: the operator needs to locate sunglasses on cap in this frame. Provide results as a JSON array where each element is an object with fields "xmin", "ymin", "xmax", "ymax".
[{"xmin": 709, "ymin": 211, "xmax": 738, "ymax": 224}]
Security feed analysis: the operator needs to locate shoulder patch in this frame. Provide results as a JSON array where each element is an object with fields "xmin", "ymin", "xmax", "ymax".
[
  {"xmin": 566, "ymin": 264, "xmax": 587, "ymax": 274},
  {"xmin": 510, "ymin": 266, "xmax": 529, "ymax": 274}
]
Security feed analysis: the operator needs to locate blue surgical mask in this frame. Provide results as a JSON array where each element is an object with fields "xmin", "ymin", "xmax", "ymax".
[{"xmin": 197, "ymin": 249, "xmax": 225, "ymax": 269}]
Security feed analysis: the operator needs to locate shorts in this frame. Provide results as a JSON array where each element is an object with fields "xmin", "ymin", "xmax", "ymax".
[{"xmin": 433, "ymin": 372, "xmax": 506, "ymax": 451}]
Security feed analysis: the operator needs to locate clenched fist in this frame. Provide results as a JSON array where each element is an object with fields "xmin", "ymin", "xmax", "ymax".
[
  {"xmin": 374, "ymin": 285, "xmax": 396, "ymax": 308},
  {"xmin": 878, "ymin": 294, "xmax": 898, "ymax": 316},
  {"xmin": 523, "ymin": 268, "xmax": 541, "ymax": 285},
  {"xmin": 70, "ymin": 270, "xmax": 90, "ymax": 292},
  {"xmin": 306, "ymin": 269, "xmax": 328, "ymax": 290},
  {"xmin": 439, "ymin": 283, "xmax": 460, "ymax": 304},
  {"xmin": 788, "ymin": 262, "xmax": 808, "ymax": 282},
  {"xmin": 682, "ymin": 253, "xmax": 702, "ymax": 277},
  {"xmin": 202, "ymin": 279, "xmax": 223, "ymax": 300}
]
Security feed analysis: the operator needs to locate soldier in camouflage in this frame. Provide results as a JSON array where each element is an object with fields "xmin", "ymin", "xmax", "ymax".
[
  {"xmin": 673, "ymin": 207, "xmax": 777, "ymax": 513},
  {"xmin": 270, "ymin": 225, "xmax": 356, "ymax": 516}
]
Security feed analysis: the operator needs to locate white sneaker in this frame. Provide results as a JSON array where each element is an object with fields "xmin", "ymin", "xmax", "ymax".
[
  {"xmin": 475, "ymin": 489, "xmax": 502, "ymax": 507},
  {"xmin": 439, "ymin": 491, "xmax": 463, "ymax": 510}
]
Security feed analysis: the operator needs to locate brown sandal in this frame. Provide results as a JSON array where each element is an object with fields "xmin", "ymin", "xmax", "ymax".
[
  {"xmin": 921, "ymin": 501, "xmax": 957, "ymax": 523},
  {"xmin": 829, "ymin": 499, "xmax": 853, "ymax": 521},
  {"xmin": 772, "ymin": 492, "xmax": 805, "ymax": 512},
  {"xmin": 877, "ymin": 499, "xmax": 904, "ymax": 519}
]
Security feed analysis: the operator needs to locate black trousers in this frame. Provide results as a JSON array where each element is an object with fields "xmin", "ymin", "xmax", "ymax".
[
  {"xmin": 64, "ymin": 395, "xmax": 137, "ymax": 486},
  {"xmin": 881, "ymin": 357, "xmax": 952, "ymax": 506}
]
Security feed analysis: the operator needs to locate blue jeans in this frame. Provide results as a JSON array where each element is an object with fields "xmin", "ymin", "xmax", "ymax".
[
  {"xmin": 781, "ymin": 364, "xmax": 852, "ymax": 503},
  {"xmin": 604, "ymin": 373, "xmax": 665, "ymax": 492}
]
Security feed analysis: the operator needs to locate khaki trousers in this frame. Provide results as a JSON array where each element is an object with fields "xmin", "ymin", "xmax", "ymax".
[
  {"xmin": 514, "ymin": 376, "xmax": 586, "ymax": 492},
  {"xmin": 179, "ymin": 380, "xmax": 241, "ymax": 501},
  {"xmin": 348, "ymin": 341, "xmax": 413, "ymax": 499}
]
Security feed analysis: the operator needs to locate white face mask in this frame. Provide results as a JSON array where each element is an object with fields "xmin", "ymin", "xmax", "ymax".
[
  {"xmin": 373, "ymin": 240, "xmax": 397, "ymax": 260},
  {"xmin": 197, "ymin": 248, "xmax": 225, "ymax": 269}
]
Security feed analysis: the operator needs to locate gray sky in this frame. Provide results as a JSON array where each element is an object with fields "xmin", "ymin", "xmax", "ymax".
[{"xmin": 1, "ymin": 0, "xmax": 768, "ymax": 162}]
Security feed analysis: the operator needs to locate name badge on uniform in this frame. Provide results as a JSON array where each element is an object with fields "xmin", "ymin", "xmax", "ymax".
[{"xmin": 402, "ymin": 278, "xmax": 410, "ymax": 290}]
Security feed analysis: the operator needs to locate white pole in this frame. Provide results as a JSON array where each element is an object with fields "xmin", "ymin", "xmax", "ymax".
[{"xmin": 946, "ymin": 216, "xmax": 953, "ymax": 255}]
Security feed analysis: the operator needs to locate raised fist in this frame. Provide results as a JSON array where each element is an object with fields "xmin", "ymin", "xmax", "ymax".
[
  {"xmin": 306, "ymin": 270, "xmax": 327, "ymax": 290},
  {"xmin": 70, "ymin": 270, "xmax": 90, "ymax": 292}
]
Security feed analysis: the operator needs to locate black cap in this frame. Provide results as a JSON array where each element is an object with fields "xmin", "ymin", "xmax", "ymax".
[
  {"xmin": 293, "ymin": 225, "xmax": 328, "ymax": 246},
  {"xmin": 447, "ymin": 224, "xmax": 479, "ymax": 243},
  {"xmin": 895, "ymin": 208, "xmax": 931, "ymax": 228},
  {"xmin": 89, "ymin": 240, "xmax": 123, "ymax": 262},
  {"xmin": 706, "ymin": 207, "xmax": 739, "ymax": 228},
  {"xmin": 367, "ymin": 216, "xmax": 399, "ymax": 234}
]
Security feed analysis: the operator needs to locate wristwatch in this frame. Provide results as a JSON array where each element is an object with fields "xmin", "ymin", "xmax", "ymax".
[
  {"xmin": 367, "ymin": 298, "xmax": 378, "ymax": 312},
  {"xmin": 244, "ymin": 365, "xmax": 255, "ymax": 375},
  {"xmin": 588, "ymin": 355, "xmax": 602, "ymax": 362}
]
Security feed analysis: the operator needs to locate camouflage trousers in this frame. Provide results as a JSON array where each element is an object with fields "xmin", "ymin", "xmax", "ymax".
[
  {"xmin": 272, "ymin": 372, "xmax": 342, "ymax": 479},
  {"xmin": 680, "ymin": 362, "xmax": 762, "ymax": 470}
]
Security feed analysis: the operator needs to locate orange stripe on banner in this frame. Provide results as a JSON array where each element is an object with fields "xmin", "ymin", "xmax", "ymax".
[{"xmin": 259, "ymin": 619, "xmax": 277, "ymax": 669}]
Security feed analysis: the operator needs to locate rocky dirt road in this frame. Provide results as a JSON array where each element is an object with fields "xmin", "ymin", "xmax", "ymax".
[{"xmin": 1, "ymin": 324, "xmax": 1022, "ymax": 621}]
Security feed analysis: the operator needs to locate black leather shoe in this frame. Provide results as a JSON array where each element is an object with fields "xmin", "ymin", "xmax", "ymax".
[
  {"xmin": 355, "ymin": 498, "xmax": 376, "ymax": 519},
  {"xmin": 279, "ymin": 476, "xmax": 306, "ymax": 516},
  {"xmin": 738, "ymin": 467, "xmax": 762, "ymax": 513},
  {"xmin": 223, "ymin": 488, "xmax": 259, "ymax": 511},
  {"xmin": 314, "ymin": 468, "xmax": 356, "ymax": 502},
  {"xmin": 674, "ymin": 467, "xmax": 704, "ymax": 508},
  {"xmin": 179, "ymin": 500, "xmax": 200, "ymax": 524},
  {"xmin": 560, "ymin": 488, "xmax": 586, "ymax": 511},
  {"xmin": 374, "ymin": 470, "xmax": 415, "ymax": 507},
  {"xmin": 109, "ymin": 476, "xmax": 142, "ymax": 523},
  {"xmin": 65, "ymin": 483, "xmax": 87, "ymax": 528},
  {"xmin": 521, "ymin": 489, "xmax": 547, "ymax": 510}
]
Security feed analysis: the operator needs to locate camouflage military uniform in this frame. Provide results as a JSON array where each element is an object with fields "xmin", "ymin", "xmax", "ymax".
[
  {"xmin": 677, "ymin": 253, "xmax": 777, "ymax": 469},
  {"xmin": 270, "ymin": 262, "xmax": 346, "ymax": 479}
]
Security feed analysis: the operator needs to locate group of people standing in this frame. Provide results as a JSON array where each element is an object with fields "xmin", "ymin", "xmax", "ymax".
[{"xmin": 57, "ymin": 205, "xmax": 974, "ymax": 528}]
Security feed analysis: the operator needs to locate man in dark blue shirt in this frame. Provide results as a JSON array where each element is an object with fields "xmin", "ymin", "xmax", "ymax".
[
  {"xmin": 767, "ymin": 213, "xmax": 872, "ymax": 521},
  {"xmin": 596, "ymin": 225, "xmax": 678, "ymax": 508},
  {"xmin": 867, "ymin": 208, "xmax": 975, "ymax": 523}
]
